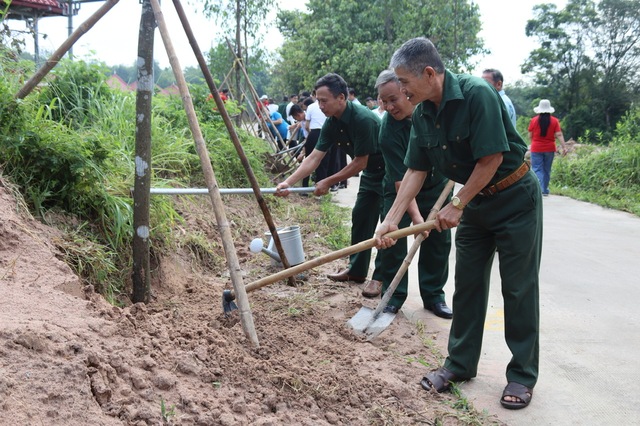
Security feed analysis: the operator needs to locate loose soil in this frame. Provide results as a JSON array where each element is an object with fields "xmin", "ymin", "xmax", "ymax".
[{"xmin": 0, "ymin": 180, "xmax": 494, "ymax": 425}]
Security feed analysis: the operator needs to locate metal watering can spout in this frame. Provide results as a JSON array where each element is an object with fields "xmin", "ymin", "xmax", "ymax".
[{"xmin": 249, "ymin": 238, "xmax": 281, "ymax": 262}]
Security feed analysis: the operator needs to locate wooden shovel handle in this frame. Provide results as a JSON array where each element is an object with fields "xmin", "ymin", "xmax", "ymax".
[
  {"xmin": 243, "ymin": 220, "xmax": 437, "ymax": 293},
  {"xmin": 372, "ymin": 180, "xmax": 455, "ymax": 317}
]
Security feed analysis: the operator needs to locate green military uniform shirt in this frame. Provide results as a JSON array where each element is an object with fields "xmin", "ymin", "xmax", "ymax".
[
  {"xmin": 316, "ymin": 101, "xmax": 382, "ymax": 169},
  {"xmin": 315, "ymin": 100, "xmax": 384, "ymax": 277},
  {"xmin": 380, "ymin": 114, "xmax": 446, "ymax": 195},
  {"xmin": 374, "ymin": 112, "xmax": 451, "ymax": 309},
  {"xmin": 406, "ymin": 70, "xmax": 527, "ymax": 183}
]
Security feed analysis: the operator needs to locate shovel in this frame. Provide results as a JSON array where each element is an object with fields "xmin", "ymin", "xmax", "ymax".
[
  {"xmin": 347, "ymin": 180, "xmax": 455, "ymax": 340},
  {"xmin": 222, "ymin": 219, "xmax": 438, "ymax": 314}
]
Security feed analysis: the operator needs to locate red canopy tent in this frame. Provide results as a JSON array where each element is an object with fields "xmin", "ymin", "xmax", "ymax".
[{"xmin": 3, "ymin": 0, "xmax": 66, "ymax": 19}]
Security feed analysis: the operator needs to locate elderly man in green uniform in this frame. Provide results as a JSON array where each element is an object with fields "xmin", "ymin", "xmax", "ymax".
[
  {"xmin": 276, "ymin": 73, "xmax": 384, "ymax": 282},
  {"xmin": 375, "ymin": 38, "xmax": 542, "ymax": 410},
  {"xmin": 362, "ymin": 69, "xmax": 453, "ymax": 319}
]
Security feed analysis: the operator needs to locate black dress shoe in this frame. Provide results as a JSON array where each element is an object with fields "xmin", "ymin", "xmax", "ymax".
[
  {"xmin": 425, "ymin": 302, "xmax": 453, "ymax": 319},
  {"xmin": 326, "ymin": 268, "xmax": 366, "ymax": 283}
]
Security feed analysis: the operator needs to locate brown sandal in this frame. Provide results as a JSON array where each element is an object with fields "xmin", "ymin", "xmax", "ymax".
[
  {"xmin": 500, "ymin": 382, "xmax": 533, "ymax": 409},
  {"xmin": 420, "ymin": 367, "xmax": 463, "ymax": 393}
]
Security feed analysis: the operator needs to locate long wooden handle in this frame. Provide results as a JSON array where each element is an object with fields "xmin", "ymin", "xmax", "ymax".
[
  {"xmin": 243, "ymin": 219, "xmax": 437, "ymax": 293},
  {"xmin": 373, "ymin": 180, "xmax": 455, "ymax": 317}
]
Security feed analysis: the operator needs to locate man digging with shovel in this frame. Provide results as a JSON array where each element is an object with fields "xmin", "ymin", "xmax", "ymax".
[
  {"xmin": 361, "ymin": 69, "xmax": 453, "ymax": 319},
  {"xmin": 375, "ymin": 38, "xmax": 542, "ymax": 410}
]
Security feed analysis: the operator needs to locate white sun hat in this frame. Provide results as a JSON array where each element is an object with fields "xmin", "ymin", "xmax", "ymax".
[{"xmin": 534, "ymin": 99, "xmax": 555, "ymax": 114}]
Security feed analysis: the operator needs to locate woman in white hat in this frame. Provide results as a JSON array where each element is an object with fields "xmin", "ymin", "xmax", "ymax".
[{"xmin": 528, "ymin": 99, "xmax": 568, "ymax": 196}]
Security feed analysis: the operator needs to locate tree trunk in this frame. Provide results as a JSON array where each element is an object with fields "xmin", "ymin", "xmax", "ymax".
[{"xmin": 131, "ymin": 0, "xmax": 155, "ymax": 304}]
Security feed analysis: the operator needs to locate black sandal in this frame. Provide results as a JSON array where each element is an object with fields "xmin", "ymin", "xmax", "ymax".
[
  {"xmin": 500, "ymin": 382, "xmax": 533, "ymax": 409},
  {"xmin": 420, "ymin": 367, "xmax": 463, "ymax": 393}
]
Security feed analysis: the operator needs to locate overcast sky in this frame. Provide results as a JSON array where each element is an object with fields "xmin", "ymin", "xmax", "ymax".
[{"xmin": 13, "ymin": 0, "xmax": 567, "ymax": 86}]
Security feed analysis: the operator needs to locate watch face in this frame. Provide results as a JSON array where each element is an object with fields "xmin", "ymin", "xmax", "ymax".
[{"xmin": 452, "ymin": 197, "xmax": 460, "ymax": 206}]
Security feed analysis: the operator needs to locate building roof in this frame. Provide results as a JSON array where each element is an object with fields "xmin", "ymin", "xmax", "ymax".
[{"xmin": 4, "ymin": 0, "xmax": 65, "ymax": 18}]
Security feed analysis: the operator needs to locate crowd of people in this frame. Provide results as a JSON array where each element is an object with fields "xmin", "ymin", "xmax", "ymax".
[{"xmin": 245, "ymin": 36, "xmax": 570, "ymax": 411}]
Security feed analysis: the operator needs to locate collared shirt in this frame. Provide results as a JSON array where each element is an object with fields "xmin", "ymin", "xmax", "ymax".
[
  {"xmin": 499, "ymin": 90, "xmax": 517, "ymax": 127},
  {"xmin": 316, "ymin": 101, "xmax": 381, "ymax": 159},
  {"xmin": 406, "ymin": 70, "xmax": 527, "ymax": 185},
  {"xmin": 380, "ymin": 114, "xmax": 446, "ymax": 196},
  {"xmin": 286, "ymin": 101, "xmax": 296, "ymax": 124},
  {"xmin": 306, "ymin": 101, "xmax": 327, "ymax": 130}
]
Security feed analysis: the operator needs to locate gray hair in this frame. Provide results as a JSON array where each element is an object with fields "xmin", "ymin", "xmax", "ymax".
[
  {"xmin": 390, "ymin": 37, "xmax": 445, "ymax": 76},
  {"xmin": 374, "ymin": 69, "xmax": 400, "ymax": 91}
]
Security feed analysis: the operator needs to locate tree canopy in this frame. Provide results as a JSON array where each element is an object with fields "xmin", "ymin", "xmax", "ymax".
[
  {"xmin": 272, "ymin": 0, "xmax": 485, "ymax": 99},
  {"xmin": 523, "ymin": 0, "xmax": 640, "ymax": 140}
]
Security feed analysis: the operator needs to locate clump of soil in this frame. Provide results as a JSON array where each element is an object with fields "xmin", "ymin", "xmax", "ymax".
[{"xmin": 0, "ymin": 182, "xmax": 481, "ymax": 425}]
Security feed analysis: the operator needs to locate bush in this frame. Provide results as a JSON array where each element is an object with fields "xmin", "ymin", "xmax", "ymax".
[
  {"xmin": 0, "ymin": 51, "xmax": 275, "ymax": 300},
  {"xmin": 553, "ymin": 105, "xmax": 640, "ymax": 215}
]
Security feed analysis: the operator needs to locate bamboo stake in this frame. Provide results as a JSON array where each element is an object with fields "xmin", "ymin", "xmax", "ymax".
[
  {"xmin": 171, "ymin": 0, "xmax": 297, "ymax": 289},
  {"xmin": 15, "ymin": 0, "xmax": 120, "ymax": 99},
  {"xmin": 225, "ymin": 38, "xmax": 283, "ymax": 152},
  {"xmin": 149, "ymin": 0, "xmax": 259, "ymax": 347}
]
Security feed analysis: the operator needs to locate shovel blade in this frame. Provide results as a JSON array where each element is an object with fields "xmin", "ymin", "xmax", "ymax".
[{"xmin": 346, "ymin": 307, "xmax": 397, "ymax": 340}]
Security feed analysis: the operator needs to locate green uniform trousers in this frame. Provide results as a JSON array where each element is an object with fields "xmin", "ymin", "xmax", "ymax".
[
  {"xmin": 347, "ymin": 169, "xmax": 384, "ymax": 277},
  {"xmin": 372, "ymin": 179, "xmax": 451, "ymax": 308},
  {"xmin": 444, "ymin": 171, "xmax": 542, "ymax": 388}
]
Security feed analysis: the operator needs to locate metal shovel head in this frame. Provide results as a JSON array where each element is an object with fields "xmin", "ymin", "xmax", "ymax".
[{"xmin": 346, "ymin": 306, "xmax": 397, "ymax": 340}]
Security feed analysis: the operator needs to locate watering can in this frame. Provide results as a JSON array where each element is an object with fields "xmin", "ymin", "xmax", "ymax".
[{"xmin": 250, "ymin": 225, "xmax": 305, "ymax": 266}]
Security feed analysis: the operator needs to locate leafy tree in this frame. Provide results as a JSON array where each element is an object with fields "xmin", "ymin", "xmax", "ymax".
[
  {"xmin": 523, "ymin": 0, "xmax": 640, "ymax": 140},
  {"xmin": 273, "ymin": 0, "xmax": 485, "ymax": 98},
  {"xmin": 201, "ymin": 0, "xmax": 276, "ymax": 112}
]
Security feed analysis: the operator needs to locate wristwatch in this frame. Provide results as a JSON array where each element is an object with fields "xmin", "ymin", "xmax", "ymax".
[{"xmin": 451, "ymin": 196, "xmax": 465, "ymax": 210}]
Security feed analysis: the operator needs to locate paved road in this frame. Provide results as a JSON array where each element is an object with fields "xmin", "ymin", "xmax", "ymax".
[{"xmin": 332, "ymin": 177, "xmax": 640, "ymax": 425}]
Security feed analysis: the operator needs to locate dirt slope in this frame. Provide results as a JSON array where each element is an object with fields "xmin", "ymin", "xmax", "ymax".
[{"xmin": 0, "ymin": 182, "xmax": 492, "ymax": 425}]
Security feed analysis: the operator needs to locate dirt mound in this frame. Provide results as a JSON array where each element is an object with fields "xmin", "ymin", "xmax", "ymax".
[{"xmin": 0, "ymin": 182, "xmax": 476, "ymax": 425}]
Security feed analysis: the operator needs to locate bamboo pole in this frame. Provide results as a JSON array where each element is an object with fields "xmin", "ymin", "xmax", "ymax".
[
  {"xmin": 225, "ymin": 38, "xmax": 283, "ymax": 152},
  {"xmin": 15, "ymin": 0, "xmax": 120, "ymax": 99},
  {"xmin": 149, "ymin": 0, "xmax": 259, "ymax": 347},
  {"xmin": 170, "ymin": 0, "xmax": 297, "ymax": 289}
]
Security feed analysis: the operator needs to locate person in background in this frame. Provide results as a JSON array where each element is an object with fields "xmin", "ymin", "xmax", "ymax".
[
  {"xmin": 264, "ymin": 105, "xmax": 288, "ymax": 150},
  {"xmin": 376, "ymin": 37, "xmax": 542, "ymax": 410},
  {"xmin": 257, "ymin": 94, "xmax": 269, "ymax": 119},
  {"xmin": 348, "ymin": 87, "xmax": 361, "ymax": 105},
  {"xmin": 374, "ymin": 94, "xmax": 386, "ymax": 119},
  {"xmin": 365, "ymin": 97, "xmax": 377, "ymax": 110},
  {"xmin": 276, "ymin": 73, "xmax": 384, "ymax": 284},
  {"xmin": 361, "ymin": 69, "xmax": 453, "ymax": 319},
  {"xmin": 528, "ymin": 99, "xmax": 567, "ymax": 196},
  {"xmin": 268, "ymin": 98, "xmax": 279, "ymax": 114},
  {"xmin": 482, "ymin": 69, "xmax": 516, "ymax": 127},
  {"xmin": 286, "ymin": 93, "xmax": 300, "ymax": 125},
  {"xmin": 278, "ymin": 96, "xmax": 289, "ymax": 119},
  {"xmin": 300, "ymin": 95, "xmax": 326, "ymax": 190}
]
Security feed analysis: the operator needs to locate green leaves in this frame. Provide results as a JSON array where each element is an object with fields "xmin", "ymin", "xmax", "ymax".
[
  {"xmin": 523, "ymin": 0, "xmax": 640, "ymax": 139},
  {"xmin": 274, "ymin": 0, "xmax": 484, "ymax": 98}
]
